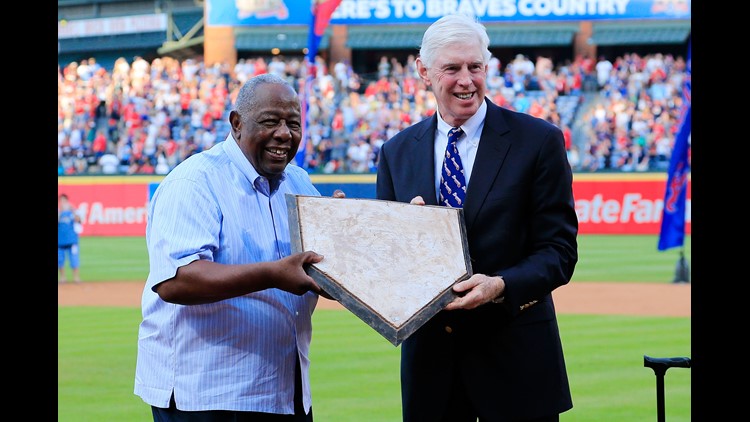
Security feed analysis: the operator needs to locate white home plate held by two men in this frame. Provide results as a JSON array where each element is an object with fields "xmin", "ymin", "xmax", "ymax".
[{"xmin": 286, "ymin": 194, "xmax": 472, "ymax": 346}]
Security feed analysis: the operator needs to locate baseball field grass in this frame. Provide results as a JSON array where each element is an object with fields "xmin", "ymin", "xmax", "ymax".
[{"xmin": 58, "ymin": 235, "xmax": 692, "ymax": 421}]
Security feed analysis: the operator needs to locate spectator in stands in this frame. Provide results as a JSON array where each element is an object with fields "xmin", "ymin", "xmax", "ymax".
[
  {"xmin": 509, "ymin": 53, "xmax": 535, "ymax": 91},
  {"xmin": 377, "ymin": 55, "xmax": 391, "ymax": 79},
  {"xmin": 346, "ymin": 136, "xmax": 371, "ymax": 173},
  {"xmin": 376, "ymin": 14, "xmax": 578, "ymax": 422},
  {"xmin": 134, "ymin": 73, "xmax": 344, "ymax": 421},
  {"xmin": 98, "ymin": 151, "xmax": 119, "ymax": 174},
  {"xmin": 595, "ymin": 55, "xmax": 613, "ymax": 88},
  {"xmin": 58, "ymin": 193, "xmax": 82, "ymax": 283},
  {"xmin": 268, "ymin": 55, "xmax": 287, "ymax": 76}
]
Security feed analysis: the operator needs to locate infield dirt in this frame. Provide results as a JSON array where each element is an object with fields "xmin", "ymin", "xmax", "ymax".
[{"xmin": 58, "ymin": 281, "xmax": 690, "ymax": 317}]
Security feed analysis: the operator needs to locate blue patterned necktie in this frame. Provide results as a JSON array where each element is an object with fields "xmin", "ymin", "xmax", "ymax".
[{"xmin": 439, "ymin": 127, "xmax": 466, "ymax": 208}]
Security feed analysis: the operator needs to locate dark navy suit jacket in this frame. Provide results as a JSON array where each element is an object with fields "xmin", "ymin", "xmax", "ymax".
[{"xmin": 376, "ymin": 97, "xmax": 579, "ymax": 421}]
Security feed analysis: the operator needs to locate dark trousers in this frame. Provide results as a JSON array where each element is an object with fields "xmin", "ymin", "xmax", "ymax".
[
  {"xmin": 434, "ymin": 376, "xmax": 560, "ymax": 422},
  {"xmin": 152, "ymin": 359, "xmax": 311, "ymax": 422}
]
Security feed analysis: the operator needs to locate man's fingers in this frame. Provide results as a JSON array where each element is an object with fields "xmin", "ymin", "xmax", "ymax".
[
  {"xmin": 410, "ymin": 195, "xmax": 425, "ymax": 205},
  {"xmin": 452, "ymin": 276, "xmax": 479, "ymax": 293},
  {"xmin": 295, "ymin": 251, "xmax": 324, "ymax": 266},
  {"xmin": 452, "ymin": 280, "xmax": 468, "ymax": 294}
]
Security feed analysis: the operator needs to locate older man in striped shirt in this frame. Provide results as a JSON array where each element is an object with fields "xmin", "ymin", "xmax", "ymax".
[{"xmin": 135, "ymin": 73, "xmax": 343, "ymax": 422}]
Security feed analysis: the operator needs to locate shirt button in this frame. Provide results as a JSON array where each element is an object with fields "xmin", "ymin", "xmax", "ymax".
[
  {"xmin": 444, "ymin": 326, "xmax": 453, "ymax": 334},
  {"xmin": 295, "ymin": 311, "xmax": 299, "ymax": 316}
]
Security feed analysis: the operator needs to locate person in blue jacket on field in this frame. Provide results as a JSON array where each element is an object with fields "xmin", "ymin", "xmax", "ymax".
[{"xmin": 58, "ymin": 193, "xmax": 82, "ymax": 283}]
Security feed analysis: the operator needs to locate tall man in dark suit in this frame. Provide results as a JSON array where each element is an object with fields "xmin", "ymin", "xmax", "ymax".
[{"xmin": 376, "ymin": 14, "xmax": 579, "ymax": 422}]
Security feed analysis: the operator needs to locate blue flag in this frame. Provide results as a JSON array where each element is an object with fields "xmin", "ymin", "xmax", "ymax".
[
  {"xmin": 658, "ymin": 39, "xmax": 691, "ymax": 251},
  {"xmin": 295, "ymin": 0, "xmax": 342, "ymax": 168}
]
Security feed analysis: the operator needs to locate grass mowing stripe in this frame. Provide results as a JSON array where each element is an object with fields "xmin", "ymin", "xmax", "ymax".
[
  {"xmin": 310, "ymin": 310, "xmax": 402, "ymax": 422},
  {"xmin": 573, "ymin": 234, "xmax": 691, "ymax": 283},
  {"xmin": 559, "ymin": 315, "xmax": 690, "ymax": 422},
  {"xmin": 77, "ymin": 237, "xmax": 149, "ymax": 282},
  {"xmin": 58, "ymin": 307, "xmax": 151, "ymax": 422},
  {"xmin": 73, "ymin": 234, "xmax": 691, "ymax": 283}
]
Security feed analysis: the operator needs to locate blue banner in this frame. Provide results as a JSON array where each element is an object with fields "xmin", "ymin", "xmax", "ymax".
[
  {"xmin": 207, "ymin": 0, "xmax": 690, "ymax": 26},
  {"xmin": 657, "ymin": 39, "xmax": 691, "ymax": 251}
]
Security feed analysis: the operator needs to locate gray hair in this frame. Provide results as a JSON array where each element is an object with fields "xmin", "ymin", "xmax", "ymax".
[
  {"xmin": 419, "ymin": 14, "xmax": 492, "ymax": 68},
  {"xmin": 233, "ymin": 73, "xmax": 296, "ymax": 118}
]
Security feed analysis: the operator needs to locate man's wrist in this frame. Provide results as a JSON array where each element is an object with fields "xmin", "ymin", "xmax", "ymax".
[{"xmin": 491, "ymin": 276, "xmax": 505, "ymax": 303}]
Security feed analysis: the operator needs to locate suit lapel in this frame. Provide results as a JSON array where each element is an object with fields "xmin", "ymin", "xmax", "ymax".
[{"xmin": 464, "ymin": 100, "xmax": 512, "ymax": 228}]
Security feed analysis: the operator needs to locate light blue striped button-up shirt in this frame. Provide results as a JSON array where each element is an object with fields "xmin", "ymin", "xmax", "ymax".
[{"xmin": 134, "ymin": 134, "xmax": 321, "ymax": 414}]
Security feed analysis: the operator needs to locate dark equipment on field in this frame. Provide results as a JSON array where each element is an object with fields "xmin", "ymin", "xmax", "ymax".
[
  {"xmin": 672, "ymin": 250, "xmax": 690, "ymax": 283},
  {"xmin": 643, "ymin": 355, "xmax": 691, "ymax": 422}
]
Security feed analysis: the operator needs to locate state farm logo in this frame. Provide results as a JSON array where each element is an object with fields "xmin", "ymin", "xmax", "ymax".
[{"xmin": 575, "ymin": 193, "xmax": 691, "ymax": 225}]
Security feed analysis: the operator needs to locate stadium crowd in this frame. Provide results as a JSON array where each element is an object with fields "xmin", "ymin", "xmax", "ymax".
[{"xmin": 58, "ymin": 50, "xmax": 689, "ymax": 175}]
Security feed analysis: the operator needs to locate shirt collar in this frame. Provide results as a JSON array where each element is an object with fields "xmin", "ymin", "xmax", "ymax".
[
  {"xmin": 436, "ymin": 100, "xmax": 487, "ymax": 146},
  {"xmin": 223, "ymin": 133, "xmax": 287, "ymax": 195}
]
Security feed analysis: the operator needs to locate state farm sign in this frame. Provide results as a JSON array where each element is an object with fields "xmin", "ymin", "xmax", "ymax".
[{"xmin": 572, "ymin": 176, "xmax": 691, "ymax": 234}]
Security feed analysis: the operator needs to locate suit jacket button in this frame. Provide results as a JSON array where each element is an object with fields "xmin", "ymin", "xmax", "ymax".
[{"xmin": 445, "ymin": 326, "xmax": 453, "ymax": 334}]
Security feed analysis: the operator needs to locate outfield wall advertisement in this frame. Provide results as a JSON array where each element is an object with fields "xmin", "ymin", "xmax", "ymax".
[{"xmin": 58, "ymin": 174, "xmax": 691, "ymax": 237}]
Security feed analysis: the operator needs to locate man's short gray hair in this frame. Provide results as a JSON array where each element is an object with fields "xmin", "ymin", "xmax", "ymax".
[
  {"xmin": 419, "ymin": 14, "xmax": 492, "ymax": 68},
  {"xmin": 233, "ymin": 73, "xmax": 296, "ymax": 118}
]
